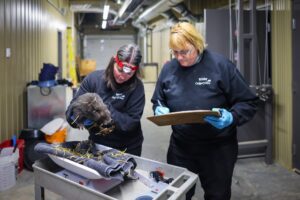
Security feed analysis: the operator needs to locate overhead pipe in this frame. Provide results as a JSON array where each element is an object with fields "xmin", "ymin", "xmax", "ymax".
[
  {"xmin": 133, "ymin": 0, "xmax": 184, "ymax": 24},
  {"xmin": 113, "ymin": 3, "xmax": 143, "ymax": 25},
  {"xmin": 132, "ymin": 0, "xmax": 183, "ymax": 62},
  {"xmin": 132, "ymin": 0, "xmax": 183, "ymax": 37},
  {"xmin": 160, "ymin": 10, "xmax": 177, "ymax": 21},
  {"xmin": 132, "ymin": 20, "xmax": 147, "ymax": 35},
  {"xmin": 159, "ymin": 10, "xmax": 179, "ymax": 28},
  {"xmin": 171, "ymin": 3, "xmax": 198, "ymax": 22},
  {"xmin": 70, "ymin": 7, "xmax": 117, "ymax": 15},
  {"xmin": 118, "ymin": 0, "xmax": 134, "ymax": 18}
]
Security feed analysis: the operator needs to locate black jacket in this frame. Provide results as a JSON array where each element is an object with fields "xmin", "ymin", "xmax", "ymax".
[
  {"xmin": 151, "ymin": 49, "xmax": 258, "ymax": 146},
  {"xmin": 66, "ymin": 70, "xmax": 145, "ymax": 151}
]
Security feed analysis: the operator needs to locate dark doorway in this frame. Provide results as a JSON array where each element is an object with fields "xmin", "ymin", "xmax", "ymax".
[{"xmin": 292, "ymin": 0, "xmax": 300, "ymax": 171}]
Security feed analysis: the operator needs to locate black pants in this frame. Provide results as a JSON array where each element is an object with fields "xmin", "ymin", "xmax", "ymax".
[{"xmin": 167, "ymin": 137, "xmax": 238, "ymax": 200}]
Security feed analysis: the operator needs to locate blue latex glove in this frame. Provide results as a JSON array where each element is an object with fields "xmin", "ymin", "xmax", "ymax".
[
  {"xmin": 155, "ymin": 106, "xmax": 170, "ymax": 116},
  {"xmin": 204, "ymin": 108, "xmax": 233, "ymax": 129},
  {"xmin": 83, "ymin": 118, "xmax": 94, "ymax": 126},
  {"xmin": 70, "ymin": 115, "xmax": 94, "ymax": 127}
]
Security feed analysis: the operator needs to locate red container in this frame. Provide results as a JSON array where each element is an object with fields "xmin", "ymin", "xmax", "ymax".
[{"xmin": 0, "ymin": 139, "xmax": 25, "ymax": 173}]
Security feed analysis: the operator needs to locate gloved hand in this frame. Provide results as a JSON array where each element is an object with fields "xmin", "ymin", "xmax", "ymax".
[
  {"xmin": 70, "ymin": 115, "xmax": 94, "ymax": 128},
  {"xmin": 204, "ymin": 108, "xmax": 233, "ymax": 129},
  {"xmin": 83, "ymin": 118, "xmax": 94, "ymax": 127},
  {"xmin": 155, "ymin": 106, "xmax": 170, "ymax": 116}
]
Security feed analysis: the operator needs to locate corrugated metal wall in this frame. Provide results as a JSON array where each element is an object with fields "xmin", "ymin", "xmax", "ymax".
[
  {"xmin": 271, "ymin": 0, "xmax": 293, "ymax": 169},
  {"xmin": 0, "ymin": 0, "xmax": 73, "ymax": 142},
  {"xmin": 0, "ymin": 0, "xmax": 4, "ymax": 144},
  {"xmin": 150, "ymin": 20, "xmax": 171, "ymax": 72},
  {"xmin": 152, "ymin": 31, "xmax": 161, "ymax": 69}
]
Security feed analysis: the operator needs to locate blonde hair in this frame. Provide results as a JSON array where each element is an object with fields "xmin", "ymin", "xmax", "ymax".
[{"xmin": 170, "ymin": 22, "xmax": 206, "ymax": 54}]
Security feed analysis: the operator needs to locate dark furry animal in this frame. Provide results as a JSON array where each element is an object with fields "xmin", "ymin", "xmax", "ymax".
[{"xmin": 71, "ymin": 93, "xmax": 114, "ymax": 135}]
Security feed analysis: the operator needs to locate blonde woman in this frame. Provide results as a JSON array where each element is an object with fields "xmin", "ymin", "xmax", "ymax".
[{"xmin": 151, "ymin": 22, "xmax": 258, "ymax": 200}]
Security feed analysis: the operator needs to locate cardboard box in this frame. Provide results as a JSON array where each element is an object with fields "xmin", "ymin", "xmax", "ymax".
[{"xmin": 80, "ymin": 59, "xmax": 96, "ymax": 76}]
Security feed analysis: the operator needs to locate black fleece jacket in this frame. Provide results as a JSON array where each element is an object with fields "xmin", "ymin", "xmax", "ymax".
[
  {"xmin": 66, "ymin": 70, "xmax": 145, "ymax": 151},
  {"xmin": 151, "ymin": 49, "xmax": 259, "ymax": 145}
]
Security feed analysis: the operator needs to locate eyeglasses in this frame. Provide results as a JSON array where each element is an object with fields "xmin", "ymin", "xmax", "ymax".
[
  {"xmin": 114, "ymin": 56, "xmax": 138, "ymax": 74},
  {"xmin": 170, "ymin": 49, "xmax": 193, "ymax": 56}
]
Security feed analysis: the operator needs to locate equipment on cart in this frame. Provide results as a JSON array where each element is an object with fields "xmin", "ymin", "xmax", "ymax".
[{"xmin": 33, "ymin": 143, "xmax": 198, "ymax": 200}]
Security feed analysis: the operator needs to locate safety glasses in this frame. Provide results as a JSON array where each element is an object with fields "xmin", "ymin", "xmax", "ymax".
[
  {"xmin": 170, "ymin": 49, "xmax": 194, "ymax": 56},
  {"xmin": 114, "ymin": 56, "xmax": 138, "ymax": 74}
]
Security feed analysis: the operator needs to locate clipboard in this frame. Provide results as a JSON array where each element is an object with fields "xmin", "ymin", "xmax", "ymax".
[{"xmin": 147, "ymin": 110, "xmax": 221, "ymax": 126}]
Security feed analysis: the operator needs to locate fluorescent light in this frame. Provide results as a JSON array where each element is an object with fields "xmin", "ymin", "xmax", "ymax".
[
  {"xmin": 102, "ymin": 20, "xmax": 107, "ymax": 29},
  {"xmin": 103, "ymin": 5, "xmax": 110, "ymax": 20}
]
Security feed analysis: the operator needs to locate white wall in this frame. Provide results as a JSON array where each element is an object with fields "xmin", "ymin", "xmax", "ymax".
[{"xmin": 84, "ymin": 35, "xmax": 135, "ymax": 70}]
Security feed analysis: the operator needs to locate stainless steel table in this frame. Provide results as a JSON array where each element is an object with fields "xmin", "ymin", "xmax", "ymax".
[{"xmin": 33, "ymin": 156, "xmax": 198, "ymax": 200}]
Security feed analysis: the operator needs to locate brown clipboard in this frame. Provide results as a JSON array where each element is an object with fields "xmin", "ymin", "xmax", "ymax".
[{"xmin": 147, "ymin": 110, "xmax": 221, "ymax": 126}]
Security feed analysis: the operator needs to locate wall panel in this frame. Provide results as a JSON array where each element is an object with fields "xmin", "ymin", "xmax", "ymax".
[
  {"xmin": 271, "ymin": 0, "xmax": 293, "ymax": 169},
  {"xmin": 160, "ymin": 28, "xmax": 171, "ymax": 70},
  {"xmin": 0, "ymin": 0, "xmax": 73, "ymax": 142},
  {"xmin": 4, "ymin": 0, "xmax": 11, "ymax": 139},
  {"xmin": 152, "ymin": 31, "xmax": 161, "ymax": 68},
  {"xmin": 0, "ymin": 0, "xmax": 5, "ymax": 140},
  {"xmin": 10, "ymin": 0, "xmax": 17, "ymax": 138},
  {"xmin": 150, "ymin": 20, "xmax": 172, "ymax": 71}
]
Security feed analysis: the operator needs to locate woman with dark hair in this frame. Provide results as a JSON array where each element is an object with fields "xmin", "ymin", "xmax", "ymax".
[{"xmin": 66, "ymin": 44, "xmax": 145, "ymax": 156}]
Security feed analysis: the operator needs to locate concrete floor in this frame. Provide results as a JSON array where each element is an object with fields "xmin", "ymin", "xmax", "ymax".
[{"xmin": 1, "ymin": 83, "xmax": 300, "ymax": 200}]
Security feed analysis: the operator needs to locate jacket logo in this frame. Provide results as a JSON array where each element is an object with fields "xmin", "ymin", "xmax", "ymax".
[
  {"xmin": 112, "ymin": 92, "xmax": 125, "ymax": 100},
  {"xmin": 195, "ymin": 77, "xmax": 211, "ymax": 86}
]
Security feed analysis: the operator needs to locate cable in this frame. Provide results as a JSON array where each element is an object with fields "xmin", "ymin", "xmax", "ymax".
[
  {"xmin": 229, "ymin": 0, "xmax": 234, "ymax": 62},
  {"xmin": 263, "ymin": 0, "xmax": 270, "ymax": 84},
  {"xmin": 235, "ymin": 0, "xmax": 239, "ymax": 65}
]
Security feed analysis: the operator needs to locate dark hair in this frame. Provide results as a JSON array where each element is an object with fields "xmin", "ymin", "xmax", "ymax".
[{"xmin": 104, "ymin": 44, "xmax": 142, "ymax": 91}]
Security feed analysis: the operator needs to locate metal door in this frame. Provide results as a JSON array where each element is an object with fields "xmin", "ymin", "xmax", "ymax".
[
  {"xmin": 292, "ymin": 0, "xmax": 300, "ymax": 171},
  {"xmin": 205, "ymin": 9, "xmax": 272, "ymax": 163}
]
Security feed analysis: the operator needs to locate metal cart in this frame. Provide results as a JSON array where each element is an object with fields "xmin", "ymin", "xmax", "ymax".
[{"xmin": 33, "ymin": 155, "xmax": 198, "ymax": 200}]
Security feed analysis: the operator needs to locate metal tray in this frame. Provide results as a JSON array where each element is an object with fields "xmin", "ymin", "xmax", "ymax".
[
  {"xmin": 34, "ymin": 150, "xmax": 198, "ymax": 200},
  {"xmin": 48, "ymin": 154, "xmax": 103, "ymax": 179}
]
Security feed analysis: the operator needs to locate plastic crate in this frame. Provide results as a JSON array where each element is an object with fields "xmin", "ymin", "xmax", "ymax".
[
  {"xmin": 0, "ymin": 139, "xmax": 25, "ymax": 173},
  {"xmin": 0, "ymin": 147, "xmax": 19, "ymax": 191}
]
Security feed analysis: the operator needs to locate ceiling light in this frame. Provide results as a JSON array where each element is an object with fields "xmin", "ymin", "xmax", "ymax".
[
  {"xmin": 102, "ymin": 20, "xmax": 107, "ymax": 29},
  {"xmin": 103, "ymin": 5, "xmax": 110, "ymax": 20}
]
